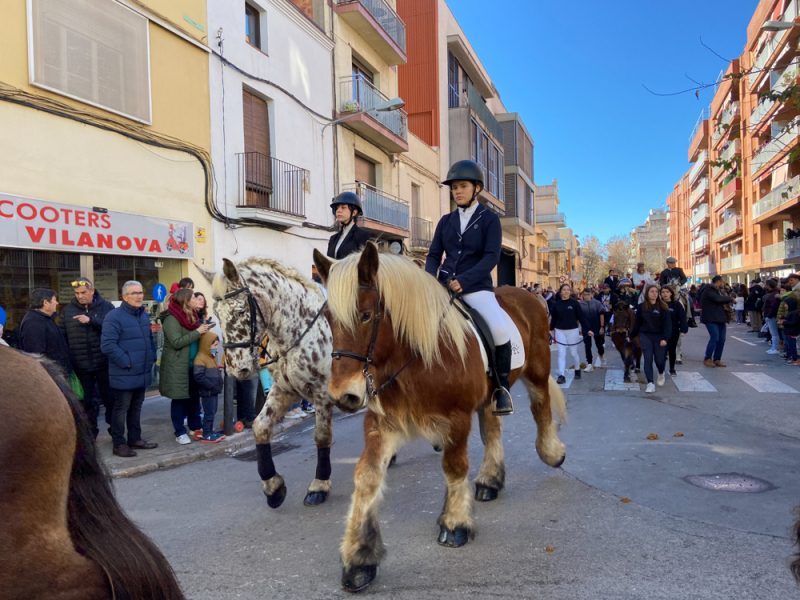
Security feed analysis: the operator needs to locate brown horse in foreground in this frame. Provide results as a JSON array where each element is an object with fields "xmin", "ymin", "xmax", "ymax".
[
  {"xmin": 0, "ymin": 347, "xmax": 184, "ymax": 600},
  {"xmin": 610, "ymin": 301, "xmax": 642, "ymax": 382},
  {"xmin": 314, "ymin": 243, "xmax": 567, "ymax": 593}
]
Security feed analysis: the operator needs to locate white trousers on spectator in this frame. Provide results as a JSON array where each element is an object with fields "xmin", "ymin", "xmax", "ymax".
[
  {"xmin": 462, "ymin": 290, "xmax": 510, "ymax": 345},
  {"xmin": 555, "ymin": 328, "xmax": 582, "ymax": 376}
]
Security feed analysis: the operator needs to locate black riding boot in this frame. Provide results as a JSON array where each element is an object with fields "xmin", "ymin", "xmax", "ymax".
[{"xmin": 492, "ymin": 341, "xmax": 514, "ymax": 416}]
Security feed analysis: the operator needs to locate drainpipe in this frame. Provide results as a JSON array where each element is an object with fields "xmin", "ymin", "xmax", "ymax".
[{"xmin": 329, "ymin": 0, "xmax": 339, "ymax": 199}]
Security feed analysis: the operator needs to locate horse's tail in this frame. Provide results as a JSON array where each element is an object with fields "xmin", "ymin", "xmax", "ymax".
[
  {"xmin": 547, "ymin": 375, "xmax": 568, "ymax": 424},
  {"xmin": 38, "ymin": 360, "xmax": 186, "ymax": 600}
]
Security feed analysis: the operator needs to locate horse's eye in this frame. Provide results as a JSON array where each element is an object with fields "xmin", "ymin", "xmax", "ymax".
[{"xmin": 360, "ymin": 312, "xmax": 372, "ymax": 323}]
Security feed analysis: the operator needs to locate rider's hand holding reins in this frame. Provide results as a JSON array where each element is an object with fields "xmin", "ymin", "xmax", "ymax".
[{"xmin": 448, "ymin": 279, "xmax": 463, "ymax": 294}]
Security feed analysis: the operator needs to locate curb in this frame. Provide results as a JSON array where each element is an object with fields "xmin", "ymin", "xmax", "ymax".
[{"xmin": 109, "ymin": 413, "xmax": 313, "ymax": 479}]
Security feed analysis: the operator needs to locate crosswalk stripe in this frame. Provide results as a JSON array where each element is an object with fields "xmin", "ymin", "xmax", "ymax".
[
  {"xmin": 604, "ymin": 369, "xmax": 640, "ymax": 391},
  {"xmin": 732, "ymin": 372, "xmax": 799, "ymax": 394},
  {"xmin": 669, "ymin": 371, "xmax": 717, "ymax": 392},
  {"xmin": 557, "ymin": 369, "xmax": 575, "ymax": 389}
]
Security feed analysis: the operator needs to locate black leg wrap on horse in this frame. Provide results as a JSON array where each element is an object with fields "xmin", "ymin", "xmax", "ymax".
[
  {"xmin": 256, "ymin": 443, "xmax": 276, "ymax": 481},
  {"xmin": 316, "ymin": 447, "xmax": 332, "ymax": 481}
]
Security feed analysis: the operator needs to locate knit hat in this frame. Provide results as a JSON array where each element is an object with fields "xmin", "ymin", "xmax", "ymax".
[{"xmin": 619, "ymin": 278, "xmax": 631, "ymax": 285}]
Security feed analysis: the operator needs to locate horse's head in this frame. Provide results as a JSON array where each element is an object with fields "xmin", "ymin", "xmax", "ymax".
[
  {"xmin": 313, "ymin": 243, "xmax": 395, "ymax": 413},
  {"xmin": 612, "ymin": 301, "xmax": 632, "ymax": 332},
  {"xmin": 212, "ymin": 258, "xmax": 262, "ymax": 381}
]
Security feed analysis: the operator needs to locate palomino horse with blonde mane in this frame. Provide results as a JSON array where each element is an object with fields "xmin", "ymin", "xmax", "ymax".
[{"xmin": 313, "ymin": 242, "xmax": 567, "ymax": 593}]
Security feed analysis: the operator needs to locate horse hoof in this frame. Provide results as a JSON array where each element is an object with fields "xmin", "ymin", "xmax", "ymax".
[
  {"xmin": 623, "ymin": 377, "xmax": 631, "ymax": 383},
  {"xmin": 553, "ymin": 454, "xmax": 566, "ymax": 468},
  {"xmin": 475, "ymin": 484, "xmax": 499, "ymax": 502},
  {"xmin": 437, "ymin": 525, "xmax": 470, "ymax": 547},
  {"xmin": 266, "ymin": 484, "xmax": 287, "ymax": 509},
  {"xmin": 388, "ymin": 454, "xmax": 397, "ymax": 467},
  {"xmin": 341, "ymin": 565, "xmax": 378, "ymax": 593},
  {"xmin": 303, "ymin": 490, "xmax": 328, "ymax": 506}
]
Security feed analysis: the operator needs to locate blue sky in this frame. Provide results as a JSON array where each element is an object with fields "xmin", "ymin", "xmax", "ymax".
[{"xmin": 449, "ymin": 0, "xmax": 759, "ymax": 243}]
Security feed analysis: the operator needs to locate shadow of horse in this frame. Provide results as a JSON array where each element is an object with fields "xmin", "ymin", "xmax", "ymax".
[{"xmin": 610, "ymin": 301, "xmax": 641, "ymax": 382}]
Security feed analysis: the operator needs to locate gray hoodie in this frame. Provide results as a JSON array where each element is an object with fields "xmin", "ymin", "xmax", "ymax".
[{"xmin": 579, "ymin": 298, "xmax": 605, "ymax": 335}]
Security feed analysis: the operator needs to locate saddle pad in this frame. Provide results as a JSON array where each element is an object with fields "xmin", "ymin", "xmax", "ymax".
[{"xmin": 468, "ymin": 310, "xmax": 525, "ymax": 373}]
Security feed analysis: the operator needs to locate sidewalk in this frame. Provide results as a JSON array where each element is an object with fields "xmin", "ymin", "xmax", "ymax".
[{"xmin": 97, "ymin": 394, "xmax": 314, "ymax": 478}]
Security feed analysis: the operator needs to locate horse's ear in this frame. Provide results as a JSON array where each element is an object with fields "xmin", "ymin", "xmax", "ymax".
[
  {"xmin": 357, "ymin": 241, "xmax": 379, "ymax": 287},
  {"xmin": 313, "ymin": 249, "xmax": 332, "ymax": 285},
  {"xmin": 222, "ymin": 258, "xmax": 239, "ymax": 283},
  {"xmin": 193, "ymin": 263, "xmax": 216, "ymax": 284}
]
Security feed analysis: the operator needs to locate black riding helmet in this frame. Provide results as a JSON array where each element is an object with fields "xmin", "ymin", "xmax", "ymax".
[
  {"xmin": 442, "ymin": 160, "xmax": 484, "ymax": 187},
  {"xmin": 330, "ymin": 191, "xmax": 363, "ymax": 216}
]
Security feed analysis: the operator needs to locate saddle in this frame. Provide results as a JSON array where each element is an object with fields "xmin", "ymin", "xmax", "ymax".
[{"xmin": 450, "ymin": 296, "xmax": 525, "ymax": 374}]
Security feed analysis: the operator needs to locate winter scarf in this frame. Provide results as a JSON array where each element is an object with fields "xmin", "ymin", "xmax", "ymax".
[{"xmin": 168, "ymin": 300, "xmax": 199, "ymax": 331}]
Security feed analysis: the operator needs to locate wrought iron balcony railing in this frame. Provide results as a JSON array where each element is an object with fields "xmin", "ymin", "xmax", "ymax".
[
  {"xmin": 411, "ymin": 216, "xmax": 433, "ymax": 248},
  {"xmin": 337, "ymin": 0, "xmax": 406, "ymax": 52},
  {"xmin": 236, "ymin": 152, "xmax": 307, "ymax": 218},
  {"xmin": 339, "ymin": 76, "xmax": 408, "ymax": 141},
  {"xmin": 343, "ymin": 182, "xmax": 409, "ymax": 230}
]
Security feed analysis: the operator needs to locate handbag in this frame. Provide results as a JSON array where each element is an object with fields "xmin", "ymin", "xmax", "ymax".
[{"xmin": 66, "ymin": 371, "xmax": 84, "ymax": 400}]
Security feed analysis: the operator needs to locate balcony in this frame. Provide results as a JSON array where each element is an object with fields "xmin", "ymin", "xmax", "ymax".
[
  {"xmin": 537, "ymin": 260, "xmax": 550, "ymax": 274},
  {"xmin": 344, "ymin": 182, "xmax": 409, "ymax": 233},
  {"xmin": 235, "ymin": 152, "xmax": 308, "ymax": 228},
  {"xmin": 452, "ymin": 80, "xmax": 504, "ymax": 144},
  {"xmin": 548, "ymin": 239, "xmax": 567, "ymax": 252},
  {"xmin": 754, "ymin": 174, "xmax": 800, "ymax": 220},
  {"xmin": 338, "ymin": 76, "xmax": 408, "ymax": 153},
  {"xmin": 690, "ymin": 203, "xmax": 709, "ymax": 229},
  {"xmin": 695, "ymin": 257, "xmax": 713, "ymax": 277},
  {"xmin": 410, "ymin": 216, "xmax": 433, "ymax": 249},
  {"xmin": 713, "ymin": 189, "xmax": 726, "ymax": 209},
  {"xmin": 689, "ymin": 177, "xmax": 709, "ymax": 207},
  {"xmin": 751, "ymin": 97, "xmax": 775, "ymax": 128},
  {"xmin": 712, "ymin": 102, "xmax": 739, "ymax": 145},
  {"xmin": 689, "ymin": 150, "xmax": 708, "ymax": 185},
  {"xmin": 752, "ymin": 124, "xmax": 800, "ymax": 175},
  {"xmin": 749, "ymin": 29, "xmax": 787, "ymax": 87},
  {"xmin": 334, "ymin": 0, "xmax": 406, "ymax": 65},
  {"xmin": 536, "ymin": 212, "xmax": 566, "ymax": 226},
  {"xmin": 713, "ymin": 215, "xmax": 742, "ymax": 242},
  {"xmin": 720, "ymin": 253, "xmax": 744, "ymax": 272},
  {"xmin": 691, "ymin": 232, "xmax": 709, "ymax": 253},
  {"xmin": 789, "ymin": 238, "xmax": 800, "ymax": 260},
  {"xmin": 762, "ymin": 240, "xmax": 789, "ymax": 263},
  {"xmin": 722, "ymin": 177, "xmax": 742, "ymax": 204},
  {"xmin": 752, "ymin": 59, "xmax": 800, "ymax": 132},
  {"xmin": 719, "ymin": 139, "xmax": 741, "ymax": 163},
  {"xmin": 689, "ymin": 108, "xmax": 710, "ymax": 162}
]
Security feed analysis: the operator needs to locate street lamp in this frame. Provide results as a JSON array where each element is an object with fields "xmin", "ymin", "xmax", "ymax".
[
  {"xmin": 761, "ymin": 20, "xmax": 800, "ymax": 32},
  {"xmin": 321, "ymin": 97, "xmax": 406, "ymax": 134}
]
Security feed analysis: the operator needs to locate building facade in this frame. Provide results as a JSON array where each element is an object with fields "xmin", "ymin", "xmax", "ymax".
[
  {"xmin": 533, "ymin": 180, "xmax": 570, "ymax": 289},
  {"xmin": 631, "ymin": 209, "xmax": 669, "ymax": 273},
  {"xmin": 0, "ymin": 0, "xmax": 212, "ymax": 354}
]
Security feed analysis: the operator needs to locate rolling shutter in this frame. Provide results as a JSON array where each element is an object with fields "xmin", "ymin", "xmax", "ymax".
[
  {"xmin": 242, "ymin": 90, "xmax": 272, "ymax": 203},
  {"xmin": 355, "ymin": 154, "xmax": 376, "ymax": 186}
]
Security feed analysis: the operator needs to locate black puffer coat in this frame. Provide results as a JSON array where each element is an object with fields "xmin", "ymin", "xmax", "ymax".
[
  {"xmin": 701, "ymin": 285, "xmax": 734, "ymax": 324},
  {"xmin": 59, "ymin": 292, "xmax": 115, "ymax": 372},
  {"xmin": 19, "ymin": 309, "xmax": 72, "ymax": 374}
]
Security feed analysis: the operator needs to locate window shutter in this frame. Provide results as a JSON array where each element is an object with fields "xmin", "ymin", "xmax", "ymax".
[
  {"xmin": 504, "ymin": 173, "xmax": 516, "ymax": 217},
  {"xmin": 243, "ymin": 90, "xmax": 272, "ymax": 204},
  {"xmin": 355, "ymin": 154, "xmax": 376, "ymax": 186}
]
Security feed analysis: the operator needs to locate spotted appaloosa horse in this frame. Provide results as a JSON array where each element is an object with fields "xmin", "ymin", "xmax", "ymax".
[
  {"xmin": 1, "ymin": 347, "xmax": 184, "ymax": 600},
  {"xmin": 211, "ymin": 257, "xmax": 336, "ymax": 508},
  {"xmin": 313, "ymin": 243, "xmax": 567, "ymax": 593},
  {"xmin": 610, "ymin": 300, "xmax": 642, "ymax": 383}
]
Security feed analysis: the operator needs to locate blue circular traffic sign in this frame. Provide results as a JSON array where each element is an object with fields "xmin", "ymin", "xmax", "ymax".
[{"xmin": 152, "ymin": 283, "xmax": 167, "ymax": 303}]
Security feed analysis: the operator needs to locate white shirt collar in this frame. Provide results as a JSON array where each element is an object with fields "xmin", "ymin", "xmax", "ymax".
[
  {"xmin": 335, "ymin": 221, "xmax": 355, "ymax": 255},
  {"xmin": 458, "ymin": 202, "xmax": 479, "ymax": 233}
]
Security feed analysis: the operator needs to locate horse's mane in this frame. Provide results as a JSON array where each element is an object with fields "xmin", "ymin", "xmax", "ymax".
[
  {"xmin": 327, "ymin": 252, "xmax": 471, "ymax": 368},
  {"xmin": 213, "ymin": 257, "xmax": 324, "ymax": 300}
]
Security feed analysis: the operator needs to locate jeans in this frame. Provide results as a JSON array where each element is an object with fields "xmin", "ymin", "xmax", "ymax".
[
  {"xmin": 171, "ymin": 396, "xmax": 202, "ymax": 437},
  {"xmin": 667, "ymin": 329, "xmax": 681, "ymax": 371},
  {"xmin": 765, "ymin": 317, "xmax": 779, "ymax": 351},
  {"xmin": 236, "ymin": 375, "xmax": 258, "ymax": 422},
  {"xmin": 735, "ymin": 310, "xmax": 745, "ymax": 324},
  {"xmin": 583, "ymin": 334, "xmax": 605, "ymax": 363},
  {"xmin": 201, "ymin": 394, "xmax": 218, "ymax": 436},
  {"xmin": 786, "ymin": 336, "xmax": 798, "ymax": 361},
  {"xmin": 639, "ymin": 332, "xmax": 667, "ymax": 384},
  {"xmin": 75, "ymin": 368, "xmax": 114, "ymax": 438},
  {"xmin": 110, "ymin": 387, "xmax": 145, "ymax": 447},
  {"xmin": 704, "ymin": 322, "xmax": 727, "ymax": 361}
]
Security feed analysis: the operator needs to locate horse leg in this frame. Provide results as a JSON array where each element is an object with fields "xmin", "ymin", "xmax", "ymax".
[
  {"xmin": 341, "ymin": 411, "xmax": 397, "ymax": 594},
  {"xmin": 253, "ymin": 387, "xmax": 296, "ymax": 509},
  {"xmin": 437, "ymin": 414, "xmax": 474, "ymax": 547},
  {"xmin": 304, "ymin": 394, "xmax": 334, "ymax": 506},
  {"xmin": 524, "ymin": 373, "xmax": 567, "ymax": 468},
  {"xmin": 474, "ymin": 402, "xmax": 504, "ymax": 502}
]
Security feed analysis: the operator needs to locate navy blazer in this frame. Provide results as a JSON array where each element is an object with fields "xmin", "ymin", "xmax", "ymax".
[
  {"xmin": 425, "ymin": 203, "xmax": 502, "ymax": 294},
  {"xmin": 327, "ymin": 223, "xmax": 371, "ymax": 259}
]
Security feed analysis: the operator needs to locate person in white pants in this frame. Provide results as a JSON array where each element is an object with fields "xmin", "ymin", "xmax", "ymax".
[{"xmin": 549, "ymin": 283, "xmax": 591, "ymax": 384}]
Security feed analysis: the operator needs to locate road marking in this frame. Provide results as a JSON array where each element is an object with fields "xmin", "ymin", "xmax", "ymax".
[
  {"xmin": 669, "ymin": 371, "xmax": 717, "ymax": 392},
  {"xmin": 557, "ymin": 369, "xmax": 576, "ymax": 388},
  {"xmin": 732, "ymin": 372, "xmax": 799, "ymax": 394},
  {"xmin": 731, "ymin": 336, "xmax": 757, "ymax": 346},
  {"xmin": 604, "ymin": 369, "xmax": 640, "ymax": 391}
]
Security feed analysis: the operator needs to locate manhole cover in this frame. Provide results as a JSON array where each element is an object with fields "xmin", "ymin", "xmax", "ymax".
[
  {"xmin": 683, "ymin": 473, "xmax": 775, "ymax": 493},
  {"xmin": 232, "ymin": 441, "xmax": 300, "ymax": 462}
]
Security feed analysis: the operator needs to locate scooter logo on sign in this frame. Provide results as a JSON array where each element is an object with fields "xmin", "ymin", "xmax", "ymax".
[{"xmin": 166, "ymin": 223, "xmax": 189, "ymax": 254}]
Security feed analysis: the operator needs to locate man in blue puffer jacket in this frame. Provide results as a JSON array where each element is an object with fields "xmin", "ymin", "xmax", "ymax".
[{"xmin": 100, "ymin": 280, "xmax": 158, "ymax": 458}]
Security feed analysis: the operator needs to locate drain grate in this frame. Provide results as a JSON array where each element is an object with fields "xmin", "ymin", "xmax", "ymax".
[
  {"xmin": 232, "ymin": 441, "xmax": 300, "ymax": 462},
  {"xmin": 683, "ymin": 472, "xmax": 775, "ymax": 493}
]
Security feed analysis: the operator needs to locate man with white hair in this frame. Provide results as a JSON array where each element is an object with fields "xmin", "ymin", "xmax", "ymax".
[{"xmin": 632, "ymin": 262, "xmax": 655, "ymax": 304}]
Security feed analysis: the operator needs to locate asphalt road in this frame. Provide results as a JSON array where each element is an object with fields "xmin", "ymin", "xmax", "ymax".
[{"xmin": 116, "ymin": 326, "xmax": 800, "ymax": 599}]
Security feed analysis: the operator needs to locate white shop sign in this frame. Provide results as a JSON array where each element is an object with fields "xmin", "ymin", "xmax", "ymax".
[{"xmin": 0, "ymin": 192, "xmax": 194, "ymax": 259}]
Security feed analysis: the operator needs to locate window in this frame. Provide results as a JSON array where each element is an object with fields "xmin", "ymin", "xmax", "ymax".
[
  {"xmin": 245, "ymin": 3, "xmax": 261, "ymax": 49},
  {"xmin": 29, "ymin": 0, "xmax": 150, "ymax": 123},
  {"xmin": 352, "ymin": 58, "xmax": 374, "ymax": 84},
  {"xmin": 411, "ymin": 184, "xmax": 421, "ymax": 216},
  {"xmin": 448, "ymin": 51, "xmax": 459, "ymax": 108}
]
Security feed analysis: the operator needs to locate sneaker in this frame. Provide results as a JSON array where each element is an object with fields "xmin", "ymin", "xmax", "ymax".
[
  {"xmin": 785, "ymin": 360, "xmax": 798, "ymax": 366},
  {"xmin": 656, "ymin": 373, "xmax": 665, "ymax": 387},
  {"xmin": 767, "ymin": 349, "xmax": 779, "ymax": 355},
  {"xmin": 176, "ymin": 434, "xmax": 191, "ymax": 445},
  {"xmin": 285, "ymin": 408, "xmax": 303, "ymax": 419},
  {"xmin": 584, "ymin": 364, "xmax": 594, "ymax": 373},
  {"xmin": 303, "ymin": 405, "xmax": 316, "ymax": 414},
  {"xmin": 594, "ymin": 356, "xmax": 602, "ymax": 368},
  {"xmin": 556, "ymin": 374, "xmax": 566, "ymax": 384},
  {"xmin": 645, "ymin": 382, "xmax": 656, "ymax": 393},
  {"xmin": 669, "ymin": 369, "xmax": 677, "ymax": 377},
  {"xmin": 601, "ymin": 356, "xmax": 607, "ymax": 367},
  {"xmin": 201, "ymin": 432, "xmax": 226, "ymax": 443},
  {"xmin": 574, "ymin": 369, "xmax": 581, "ymax": 379}
]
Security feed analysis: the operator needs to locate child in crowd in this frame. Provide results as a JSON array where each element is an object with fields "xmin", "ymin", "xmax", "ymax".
[
  {"xmin": 193, "ymin": 332, "xmax": 226, "ymax": 443},
  {"xmin": 734, "ymin": 291, "xmax": 745, "ymax": 325},
  {"xmin": 781, "ymin": 297, "xmax": 800, "ymax": 365}
]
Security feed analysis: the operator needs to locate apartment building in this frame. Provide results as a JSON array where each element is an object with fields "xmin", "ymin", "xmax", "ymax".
[
  {"xmin": 0, "ymin": 0, "xmax": 212, "ymax": 360},
  {"xmin": 631, "ymin": 209, "xmax": 669, "ymax": 272},
  {"xmin": 669, "ymin": 0, "xmax": 800, "ymax": 284},
  {"xmin": 533, "ymin": 180, "xmax": 569, "ymax": 289}
]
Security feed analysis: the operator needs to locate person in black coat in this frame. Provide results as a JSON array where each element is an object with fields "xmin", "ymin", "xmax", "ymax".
[
  {"xmin": 425, "ymin": 160, "xmax": 513, "ymax": 415},
  {"xmin": 594, "ymin": 283, "xmax": 618, "ymax": 330},
  {"xmin": 701, "ymin": 276, "xmax": 735, "ymax": 368},
  {"xmin": 549, "ymin": 283, "xmax": 591, "ymax": 384},
  {"xmin": 745, "ymin": 278, "xmax": 765, "ymax": 332},
  {"xmin": 660, "ymin": 257, "xmax": 688, "ymax": 287},
  {"xmin": 660, "ymin": 286, "xmax": 687, "ymax": 375},
  {"xmin": 629, "ymin": 285, "xmax": 672, "ymax": 392},
  {"xmin": 327, "ymin": 191, "xmax": 371, "ymax": 259},
  {"xmin": 604, "ymin": 269, "xmax": 620, "ymax": 294},
  {"xmin": 19, "ymin": 288, "xmax": 71, "ymax": 375},
  {"xmin": 59, "ymin": 278, "xmax": 115, "ymax": 438}
]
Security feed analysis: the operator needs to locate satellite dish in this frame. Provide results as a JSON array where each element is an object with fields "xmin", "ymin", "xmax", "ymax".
[{"xmin": 389, "ymin": 241, "xmax": 402, "ymax": 254}]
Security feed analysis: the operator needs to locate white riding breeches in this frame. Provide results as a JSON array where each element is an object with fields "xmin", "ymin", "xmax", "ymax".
[
  {"xmin": 462, "ymin": 290, "xmax": 510, "ymax": 346},
  {"xmin": 555, "ymin": 328, "xmax": 582, "ymax": 376}
]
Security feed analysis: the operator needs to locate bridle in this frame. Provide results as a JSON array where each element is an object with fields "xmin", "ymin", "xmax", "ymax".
[
  {"xmin": 221, "ymin": 278, "xmax": 327, "ymax": 366},
  {"xmin": 330, "ymin": 285, "xmax": 416, "ymax": 399}
]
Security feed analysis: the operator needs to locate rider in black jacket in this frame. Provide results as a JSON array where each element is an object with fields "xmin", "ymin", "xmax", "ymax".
[{"xmin": 327, "ymin": 192, "xmax": 371, "ymax": 259}]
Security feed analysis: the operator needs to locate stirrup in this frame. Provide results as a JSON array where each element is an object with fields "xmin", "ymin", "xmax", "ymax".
[{"xmin": 491, "ymin": 386, "xmax": 514, "ymax": 416}]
